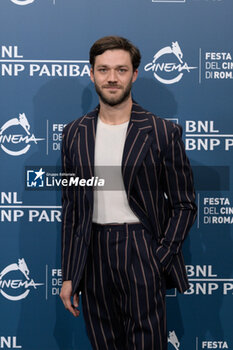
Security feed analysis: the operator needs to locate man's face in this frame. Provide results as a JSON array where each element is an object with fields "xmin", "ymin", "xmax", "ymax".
[{"xmin": 90, "ymin": 49, "xmax": 138, "ymax": 107}]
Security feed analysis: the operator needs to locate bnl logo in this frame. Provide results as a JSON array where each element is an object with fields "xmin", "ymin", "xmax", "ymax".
[{"xmin": 27, "ymin": 168, "xmax": 45, "ymax": 187}]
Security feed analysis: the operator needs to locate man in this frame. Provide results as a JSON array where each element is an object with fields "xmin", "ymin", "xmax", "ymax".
[{"xmin": 60, "ymin": 36, "xmax": 197, "ymax": 350}]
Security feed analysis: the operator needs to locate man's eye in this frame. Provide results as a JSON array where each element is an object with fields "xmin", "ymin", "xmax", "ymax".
[
  {"xmin": 99, "ymin": 68, "xmax": 107, "ymax": 72},
  {"xmin": 118, "ymin": 69, "xmax": 127, "ymax": 73}
]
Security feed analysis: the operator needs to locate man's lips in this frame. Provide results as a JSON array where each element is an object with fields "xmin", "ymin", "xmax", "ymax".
[{"xmin": 103, "ymin": 86, "xmax": 122, "ymax": 89}]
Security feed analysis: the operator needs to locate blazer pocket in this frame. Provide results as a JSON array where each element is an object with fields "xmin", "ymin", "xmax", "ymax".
[{"xmin": 149, "ymin": 236, "xmax": 164, "ymax": 277}]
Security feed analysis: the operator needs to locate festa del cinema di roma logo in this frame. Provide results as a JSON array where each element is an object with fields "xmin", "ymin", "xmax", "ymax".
[
  {"xmin": 168, "ymin": 331, "xmax": 180, "ymax": 350},
  {"xmin": 167, "ymin": 331, "xmax": 229, "ymax": 350},
  {"xmin": 0, "ymin": 258, "xmax": 43, "ymax": 301},
  {"xmin": 10, "ymin": 0, "xmax": 34, "ymax": 5},
  {"xmin": 0, "ymin": 113, "xmax": 44, "ymax": 156},
  {"xmin": 144, "ymin": 41, "xmax": 197, "ymax": 84}
]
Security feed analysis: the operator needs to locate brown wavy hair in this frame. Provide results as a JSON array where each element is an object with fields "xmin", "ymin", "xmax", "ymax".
[{"xmin": 89, "ymin": 36, "xmax": 141, "ymax": 72}]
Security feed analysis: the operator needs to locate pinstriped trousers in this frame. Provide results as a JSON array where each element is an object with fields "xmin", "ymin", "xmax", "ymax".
[{"xmin": 81, "ymin": 223, "xmax": 167, "ymax": 350}]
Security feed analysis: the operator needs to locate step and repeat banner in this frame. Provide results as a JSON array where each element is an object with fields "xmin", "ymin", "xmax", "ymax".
[{"xmin": 0, "ymin": 0, "xmax": 232, "ymax": 349}]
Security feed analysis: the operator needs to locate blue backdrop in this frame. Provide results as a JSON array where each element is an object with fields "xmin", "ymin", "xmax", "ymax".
[{"xmin": 0, "ymin": 0, "xmax": 232, "ymax": 349}]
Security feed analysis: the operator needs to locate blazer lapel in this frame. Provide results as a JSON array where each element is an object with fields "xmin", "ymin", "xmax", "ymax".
[
  {"xmin": 77, "ymin": 102, "xmax": 153, "ymax": 205},
  {"xmin": 122, "ymin": 102, "xmax": 153, "ymax": 197},
  {"xmin": 78, "ymin": 106, "xmax": 99, "ymax": 205}
]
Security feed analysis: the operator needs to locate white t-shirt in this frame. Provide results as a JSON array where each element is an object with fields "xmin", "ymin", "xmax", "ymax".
[{"xmin": 92, "ymin": 117, "xmax": 140, "ymax": 224}]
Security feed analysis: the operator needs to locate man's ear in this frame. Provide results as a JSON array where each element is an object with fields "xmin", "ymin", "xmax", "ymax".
[
  {"xmin": 132, "ymin": 69, "xmax": 138, "ymax": 83},
  {"xmin": 90, "ymin": 67, "xmax": 94, "ymax": 83}
]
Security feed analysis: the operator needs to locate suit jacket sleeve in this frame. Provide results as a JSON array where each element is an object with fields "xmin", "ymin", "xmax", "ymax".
[
  {"xmin": 156, "ymin": 124, "xmax": 197, "ymax": 273},
  {"xmin": 61, "ymin": 126, "xmax": 76, "ymax": 281}
]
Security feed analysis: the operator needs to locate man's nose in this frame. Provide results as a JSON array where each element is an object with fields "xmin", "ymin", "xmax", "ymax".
[{"xmin": 107, "ymin": 69, "xmax": 117, "ymax": 83}]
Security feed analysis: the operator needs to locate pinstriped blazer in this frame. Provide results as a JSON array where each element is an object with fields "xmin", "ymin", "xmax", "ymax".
[{"xmin": 61, "ymin": 102, "xmax": 197, "ymax": 294}]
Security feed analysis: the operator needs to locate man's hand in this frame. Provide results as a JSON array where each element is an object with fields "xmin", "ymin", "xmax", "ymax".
[{"xmin": 60, "ymin": 280, "xmax": 80, "ymax": 317}]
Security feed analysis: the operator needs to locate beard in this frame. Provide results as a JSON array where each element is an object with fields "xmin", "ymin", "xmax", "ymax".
[{"xmin": 94, "ymin": 80, "xmax": 133, "ymax": 107}]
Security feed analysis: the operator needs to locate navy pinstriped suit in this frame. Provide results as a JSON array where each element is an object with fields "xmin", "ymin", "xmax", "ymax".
[{"xmin": 61, "ymin": 102, "xmax": 197, "ymax": 349}]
